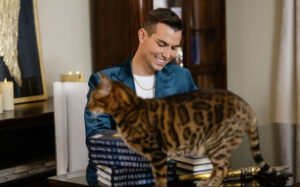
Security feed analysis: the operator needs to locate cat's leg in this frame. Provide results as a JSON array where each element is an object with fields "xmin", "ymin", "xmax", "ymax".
[
  {"xmin": 198, "ymin": 141, "xmax": 232, "ymax": 186},
  {"xmin": 200, "ymin": 135, "xmax": 243, "ymax": 185},
  {"xmin": 149, "ymin": 151, "xmax": 168, "ymax": 187},
  {"xmin": 198, "ymin": 158, "xmax": 230, "ymax": 187}
]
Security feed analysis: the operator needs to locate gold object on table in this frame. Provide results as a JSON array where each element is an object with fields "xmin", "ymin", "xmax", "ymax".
[
  {"xmin": 60, "ymin": 71, "xmax": 84, "ymax": 82},
  {"xmin": 220, "ymin": 180, "xmax": 261, "ymax": 187},
  {"xmin": 179, "ymin": 166, "xmax": 289, "ymax": 181}
]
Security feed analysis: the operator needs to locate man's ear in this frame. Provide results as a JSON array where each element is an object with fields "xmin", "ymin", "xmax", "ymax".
[
  {"xmin": 98, "ymin": 73, "xmax": 111, "ymax": 96},
  {"xmin": 138, "ymin": 28, "xmax": 146, "ymax": 44}
]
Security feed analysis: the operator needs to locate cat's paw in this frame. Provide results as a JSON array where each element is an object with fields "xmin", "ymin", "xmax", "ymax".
[{"xmin": 195, "ymin": 181, "xmax": 209, "ymax": 187}]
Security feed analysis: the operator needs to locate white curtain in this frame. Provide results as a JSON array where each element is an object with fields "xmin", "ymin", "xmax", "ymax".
[{"xmin": 274, "ymin": 0, "xmax": 300, "ymax": 183}]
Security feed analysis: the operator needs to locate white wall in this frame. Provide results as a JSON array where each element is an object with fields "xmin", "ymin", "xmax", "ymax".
[
  {"xmin": 36, "ymin": 0, "xmax": 92, "ymax": 97},
  {"xmin": 36, "ymin": 0, "xmax": 279, "ymax": 124},
  {"xmin": 226, "ymin": 0, "xmax": 281, "ymax": 125}
]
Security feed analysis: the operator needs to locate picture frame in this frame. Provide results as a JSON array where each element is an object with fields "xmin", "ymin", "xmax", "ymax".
[{"xmin": 0, "ymin": 0, "xmax": 47, "ymax": 104}]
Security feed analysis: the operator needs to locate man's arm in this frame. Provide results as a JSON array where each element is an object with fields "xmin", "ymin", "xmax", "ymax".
[
  {"xmin": 185, "ymin": 68, "xmax": 198, "ymax": 91},
  {"xmin": 84, "ymin": 73, "xmax": 115, "ymax": 140}
]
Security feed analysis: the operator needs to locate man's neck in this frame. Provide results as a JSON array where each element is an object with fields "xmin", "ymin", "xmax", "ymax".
[{"xmin": 132, "ymin": 54, "xmax": 155, "ymax": 76}]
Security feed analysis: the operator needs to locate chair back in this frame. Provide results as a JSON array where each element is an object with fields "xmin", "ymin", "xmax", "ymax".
[{"xmin": 53, "ymin": 82, "xmax": 89, "ymax": 175}]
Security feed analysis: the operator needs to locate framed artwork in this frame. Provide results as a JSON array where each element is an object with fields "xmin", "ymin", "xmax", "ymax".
[{"xmin": 0, "ymin": 0, "xmax": 47, "ymax": 104}]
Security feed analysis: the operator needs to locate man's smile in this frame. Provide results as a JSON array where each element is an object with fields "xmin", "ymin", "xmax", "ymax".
[{"xmin": 155, "ymin": 56, "xmax": 167, "ymax": 66}]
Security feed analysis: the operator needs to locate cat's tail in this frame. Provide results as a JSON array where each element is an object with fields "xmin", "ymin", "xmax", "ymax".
[{"xmin": 247, "ymin": 117, "xmax": 292, "ymax": 185}]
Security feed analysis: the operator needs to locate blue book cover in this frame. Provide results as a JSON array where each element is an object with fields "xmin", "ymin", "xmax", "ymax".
[
  {"xmin": 87, "ymin": 145, "xmax": 138, "ymax": 155},
  {"xmin": 96, "ymin": 163, "xmax": 176, "ymax": 177},
  {"xmin": 176, "ymin": 161, "xmax": 213, "ymax": 172},
  {"xmin": 88, "ymin": 130, "xmax": 127, "ymax": 148},
  {"xmin": 98, "ymin": 174, "xmax": 155, "ymax": 187},
  {"xmin": 96, "ymin": 164, "xmax": 176, "ymax": 186},
  {"xmin": 97, "ymin": 165, "xmax": 152, "ymax": 175},
  {"xmin": 176, "ymin": 167, "xmax": 212, "ymax": 175},
  {"xmin": 89, "ymin": 152, "xmax": 149, "ymax": 162},
  {"xmin": 97, "ymin": 167, "xmax": 153, "ymax": 182},
  {"xmin": 91, "ymin": 159, "xmax": 151, "ymax": 168}
]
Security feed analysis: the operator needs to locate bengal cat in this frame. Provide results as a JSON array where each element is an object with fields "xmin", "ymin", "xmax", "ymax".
[{"xmin": 88, "ymin": 73, "xmax": 291, "ymax": 187}]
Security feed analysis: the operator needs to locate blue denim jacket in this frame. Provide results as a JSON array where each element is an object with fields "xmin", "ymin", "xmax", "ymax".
[{"xmin": 84, "ymin": 56, "xmax": 198, "ymax": 186}]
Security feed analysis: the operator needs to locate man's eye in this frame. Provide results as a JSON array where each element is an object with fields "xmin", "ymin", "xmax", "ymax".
[{"xmin": 158, "ymin": 42, "xmax": 166, "ymax": 47}]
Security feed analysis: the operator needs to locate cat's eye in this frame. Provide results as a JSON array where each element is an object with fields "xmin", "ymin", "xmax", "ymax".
[{"xmin": 97, "ymin": 101, "xmax": 106, "ymax": 107}]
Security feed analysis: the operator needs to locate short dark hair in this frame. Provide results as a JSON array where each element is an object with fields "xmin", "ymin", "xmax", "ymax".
[{"xmin": 142, "ymin": 8, "xmax": 183, "ymax": 36}]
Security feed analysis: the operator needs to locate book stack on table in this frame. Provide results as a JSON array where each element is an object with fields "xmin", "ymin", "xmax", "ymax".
[
  {"xmin": 87, "ymin": 130, "xmax": 175, "ymax": 187},
  {"xmin": 172, "ymin": 155, "xmax": 212, "ymax": 176},
  {"xmin": 96, "ymin": 165, "xmax": 154, "ymax": 187}
]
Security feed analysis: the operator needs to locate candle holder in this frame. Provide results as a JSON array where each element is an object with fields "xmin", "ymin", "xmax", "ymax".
[{"xmin": 60, "ymin": 71, "xmax": 84, "ymax": 82}]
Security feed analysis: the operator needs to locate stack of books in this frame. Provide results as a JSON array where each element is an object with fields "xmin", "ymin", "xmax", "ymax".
[
  {"xmin": 96, "ymin": 165, "xmax": 154, "ymax": 187},
  {"xmin": 172, "ymin": 155, "xmax": 212, "ymax": 176},
  {"xmin": 87, "ymin": 130, "xmax": 154, "ymax": 186}
]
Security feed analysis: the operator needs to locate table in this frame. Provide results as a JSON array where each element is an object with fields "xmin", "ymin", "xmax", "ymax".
[
  {"xmin": 0, "ymin": 98, "xmax": 55, "ymax": 169},
  {"xmin": 48, "ymin": 123, "xmax": 300, "ymax": 186},
  {"xmin": 0, "ymin": 98, "xmax": 55, "ymax": 185},
  {"xmin": 48, "ymin": 170, "xmax": 88, "ymax": 187}
]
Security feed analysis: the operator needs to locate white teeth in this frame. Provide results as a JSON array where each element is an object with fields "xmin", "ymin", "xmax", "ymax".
[{"xmin": 156, "ymin": 57, "xmax": 165, "ymax": 63}]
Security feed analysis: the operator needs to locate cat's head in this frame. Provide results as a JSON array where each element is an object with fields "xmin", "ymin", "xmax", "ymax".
[{"xmin": 88, "ymin": 73, "xmax": 136, "ymax": 117}]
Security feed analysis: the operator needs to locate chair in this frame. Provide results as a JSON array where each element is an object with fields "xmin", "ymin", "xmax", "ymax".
[{"xmin": 53, "ymin": 82, "xmax": 89, "ymax": 175}]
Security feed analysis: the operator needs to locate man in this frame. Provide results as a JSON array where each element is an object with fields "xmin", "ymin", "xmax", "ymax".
[{"xmin": 84, "ymin": 8, "xmax": 198, "ymax": 186}]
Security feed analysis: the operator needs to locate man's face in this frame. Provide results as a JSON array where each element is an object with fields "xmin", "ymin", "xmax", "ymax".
[{"xmin": 139, "ymin": 23, "xmax": 182, "ymax": 73}]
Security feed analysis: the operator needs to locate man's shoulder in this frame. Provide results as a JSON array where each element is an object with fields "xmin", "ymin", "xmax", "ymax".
[
  {"xmin": 164, "ymin": 63, "xmax": 189, "ymax": 74},
  {"xmin": 100, "ymin": 65, "xmax": 122, "ymax": 76},
  {"xmin": 89, "ymin": 66, "xmax": 121, "ymax": 81},
  {"xmin": 92, "ymin": 59, "xmax": 131, "ymax": 79}
]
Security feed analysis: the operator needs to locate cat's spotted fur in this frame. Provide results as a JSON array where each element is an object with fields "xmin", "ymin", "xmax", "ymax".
[{"xmin": 88, "ymin": 73, "xmax": 291, "ymax": 186}]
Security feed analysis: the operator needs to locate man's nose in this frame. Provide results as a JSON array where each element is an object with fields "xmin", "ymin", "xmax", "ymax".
[{"xmin": 162, "ymin": 48, "xmax": 172, "ymax": 59}]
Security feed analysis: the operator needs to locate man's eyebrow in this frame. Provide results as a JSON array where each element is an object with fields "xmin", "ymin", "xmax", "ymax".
[
  {"xmin": 157, "ymin": 39, "xmax": 181, "ymax": 48},
  {"xmin": 157, "ymin": 39, "xmax": 168, "ymax": 45}
]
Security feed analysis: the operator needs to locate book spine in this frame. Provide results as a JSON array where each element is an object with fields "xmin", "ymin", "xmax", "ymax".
[
  {"xmin": 98, "ymin": 177, "xmax": 155, "ymax": 187},
  {"xmin": 89, "ymin": 153, "xmax": 148, "ymax": 162},
  {"xmin": 115, "ymin": 178, "xmax": 154, "ymax": 187},
  {"xmin": 88, "ymin": 146, "xmax": 137, "ymax": 155},
  {"xmin": 176, "ymin": 167, "xmax": 212, "ymax": 175},
  {"xmin": 173, "ymin": 158, "xmax": 211, "ymax": 165},
  {"xmin": 88, "ymin": 139, "xmax": 127, "ymax": 147},
  {"xmin": 92, "ymin": 160, "xmax": 151, "ymax": 168},
  {"xmin": 98, "ymin": 166, "xmax": 152, "ymax": 175},
  {"xmin": 111, "ymin": 173, "xmax": 153, "ymax": 181}
]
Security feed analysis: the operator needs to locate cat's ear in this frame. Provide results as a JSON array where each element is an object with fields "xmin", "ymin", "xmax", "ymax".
[{"xmin": 98, "ymin": 73, "xmax": 111, "ymax": 96}]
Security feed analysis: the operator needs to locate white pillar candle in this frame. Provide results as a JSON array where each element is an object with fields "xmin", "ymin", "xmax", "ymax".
[
  {"xmin": 0, "ymin": 94, "xmax": 3, "ymax": 113},
  {"xmin": 0, "ymin": 79, "xmax": 14, "ymax": 110}
]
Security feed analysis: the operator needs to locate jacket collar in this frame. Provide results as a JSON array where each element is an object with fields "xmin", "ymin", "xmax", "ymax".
[
  {"xmin": 155, "ymin": 65, "xmax": 175, "ymax": 98},
  {"xmin": 111, "ymin": 55, "xmax": 135, "ymax": 90},
  {"xmin": 112, "ymin": 55, "xmax": 175, "ymax": 98}
]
